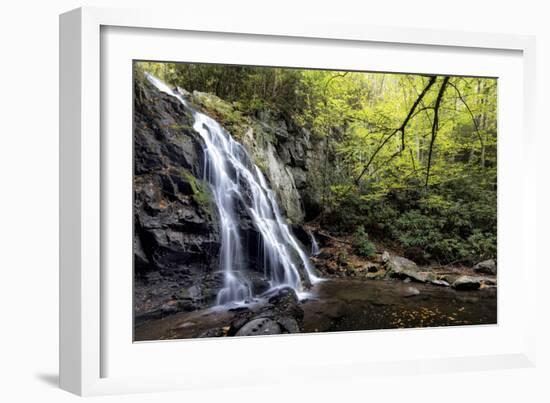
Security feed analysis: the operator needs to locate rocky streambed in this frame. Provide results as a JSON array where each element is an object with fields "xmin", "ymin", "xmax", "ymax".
[
  {"xmin": 134, "ymin": 276, "xmax": 496, "ymax": 341},
  {"xmin": 134, "ymin": 234, "xmax": 498, "ymax": 341},
  {"xmin": 301, "ymin": 278, "xmax": 496, "ymax": 333}
]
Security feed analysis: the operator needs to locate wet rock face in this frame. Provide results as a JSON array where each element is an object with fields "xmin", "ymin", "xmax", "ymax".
[
  {"xmin": 239, "ymin": 109, "xmax": 326, "ymax": 224},
  {"xmin": 263, "ymin": 141, "xmax": 304, "ymax": 223},
  {"xmin": 238, "ymin": 124, "xmax": 304, "ymax": 224},
  {"xmin": 134, "ymin": 77, "xmax": 223, "ymax": 319},
  {"xmin": 272, "ymin": 122, "xmax": 326, "ymax": 223}
]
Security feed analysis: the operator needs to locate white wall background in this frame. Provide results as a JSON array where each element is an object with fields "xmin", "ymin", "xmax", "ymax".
[{"xmin": 0, "ymin": 0, "xmax": 547, "ymax": 401}]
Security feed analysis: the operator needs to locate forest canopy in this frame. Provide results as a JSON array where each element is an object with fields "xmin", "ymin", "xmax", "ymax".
[{"xmin": 136, "ymin": 61, "xmax": 497, "ymax": 265}]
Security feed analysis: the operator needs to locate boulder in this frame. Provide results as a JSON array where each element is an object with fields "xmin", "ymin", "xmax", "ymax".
[
  {"xmin": 235, "ymin": 317, "xmax": 282, "ymax": 336},
  {"xmin": 401, "ymin": 286, "xmax": 421, "ymax": 297},
  {"xmin": 366, "ymin": 270, "xmax": 386, "ymax": 280},
  {"xmin": 386, "ymin": 256, "xmax": 418, "ymax": 272},
  {"xmin": 249, "ymin": 276, "xmax": 271, "ymax": 295},
  {"xmin": 482, "ymin": 277, "xmax": 497, "ymax": 287},
  {"xmin": 452, "ymin": 275, "xmax": 496, "ymax": 290},
  {"xmin": 228, "ymin": 312, "xmax": 254, "ymax": 336},
  {"xmin": 384, "ymin": 255, "xmax": 452, "ymax": 286},
  {"xmin": 452, "ymin": 276, "xmax": 482, "ymax": 290},
  {"xmin": 429, "ymin": 279, "xmax": 450, "ymax": 287},
  {"xmin": 266, "ymin": 287, "xmax": 301, "ymax": 317},
  {"xmin": 229, "ymin": 287, "xmax": 305, "ymax": 336},
  {"xmin": 473, "ymin": 259, "xmax": 497, "ymax": 275},
  {"xmin": 441, "ymin": 274, "xmax": 460, "ymax": 284},
  {"xmin": 277, "ymin": 317, "xmax": 301, "ymax": 333},
  {"xmin": 198, "ymin": 328, "xmax": 226, "ymax": 338},
  {"xmin": 385, "ymin": 256, "xmax": 422, "ymax": 281}
]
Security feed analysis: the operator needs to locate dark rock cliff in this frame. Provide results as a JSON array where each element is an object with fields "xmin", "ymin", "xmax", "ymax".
[{"xmin": 134, "ymin": 78, "xmax": 223, "ymax": 321}]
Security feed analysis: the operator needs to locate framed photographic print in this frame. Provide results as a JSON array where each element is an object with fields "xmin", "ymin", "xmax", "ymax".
[{"xmin": 60, "ymin": 6, "xmax": 537, "ymax": 396}]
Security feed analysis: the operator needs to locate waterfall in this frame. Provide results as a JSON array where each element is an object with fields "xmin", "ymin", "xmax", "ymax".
[
  {"xmin": 146, "ymin": 74, "xmax": 321, "ymax": 305},
  {"xmin": 309, "ymin": 231, "xmax": 320, "ymax": 256}
]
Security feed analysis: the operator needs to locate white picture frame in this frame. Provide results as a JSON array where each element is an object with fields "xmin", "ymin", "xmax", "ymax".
[{"xmin": 60, "ymin": 6, "xmax": 537, "ymax": 396}]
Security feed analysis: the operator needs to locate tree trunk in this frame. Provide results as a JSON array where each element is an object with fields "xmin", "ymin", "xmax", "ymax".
[{"xmin": 425, "ymin": 77, "xmax": 450, "ymax": 189}]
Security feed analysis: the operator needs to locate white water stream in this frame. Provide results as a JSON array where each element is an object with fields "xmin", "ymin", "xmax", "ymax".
[{"xmin": 309, "ymin": 231, "xmax": 320, "ymax": 256}]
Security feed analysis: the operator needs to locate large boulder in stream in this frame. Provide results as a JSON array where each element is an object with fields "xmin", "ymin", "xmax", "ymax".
[
  {"xmin": 230, "ymin": 287, "xmax": 304, "ymax": 336},
  {"xmin": 452, "ymin": 276, "xmax": 482, "ymax": 290},
  {"xmin": 452, "ymin": 275, "xmax": 496, "ymax": 291},
  {"xmin": 473, "ymin": 259, "xmax": 497, "ymax": 275},
  {"xmin": 235, "ymin": 318, "xmax": 282, "ymax": 336},
  {"xmin": 385, "ymin": 256, "xmax": 427, "ymax": 282},
  {"xmin": 384, "ymin": 255, "xmax": 449, "ymax": 286}
]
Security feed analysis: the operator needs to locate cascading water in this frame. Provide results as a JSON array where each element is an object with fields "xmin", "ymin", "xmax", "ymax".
[
  {"xmin": 309, "ymin": 231, "xmax": 320, "ymax": 256},
  {"xmin": 146, "ymin": 74, "xmax": 321, "ymax": 305}
]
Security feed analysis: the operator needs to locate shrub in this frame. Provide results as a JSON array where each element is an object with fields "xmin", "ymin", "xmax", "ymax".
[
  {"xmin": 339, "ymin": 179, "xmax": 497, "ymax": 264},
  {"xmin": 467, "ymin": 230, "xmax": 497, "ymax": 261},
  {"xmin": 337, "ymin": 251, "xmax": 349, "ymax": 265},
  {"xmin": 352, "ymin": 226, "xmax": 376, "ymax": 257}
]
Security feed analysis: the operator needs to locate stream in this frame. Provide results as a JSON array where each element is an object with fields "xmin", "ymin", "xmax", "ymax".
[{"xmin": 135, "ymin": 278, "xmax": 496, "ymax": 341}]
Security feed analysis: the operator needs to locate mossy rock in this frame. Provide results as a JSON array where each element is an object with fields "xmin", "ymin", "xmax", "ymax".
[
  {"xmin": 191, "ymin": 91, "xmax": 249, "ymax": 140},
  {"xmin": 168, "ymin": 123, "xmax": 194, "ymax": 131},
  {"xmin": 180, "ymin": 168, "xmax": 214, "ymax": 213}
]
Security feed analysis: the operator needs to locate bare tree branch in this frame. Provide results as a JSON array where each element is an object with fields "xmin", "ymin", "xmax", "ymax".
[
  {"xmin": 353, "ymin": 76, "xmax": 437, "ymax": 185},
  {"xmin": 323, "ymin": 72, "xmax": 349, "ymax": 97},
  {"xmin": 425, "ymin": 76, "xmax": 450, "ymax": 188},
  {"xmin": 447, "ymin": 80, "xmax": 485, "ymax": 167}
]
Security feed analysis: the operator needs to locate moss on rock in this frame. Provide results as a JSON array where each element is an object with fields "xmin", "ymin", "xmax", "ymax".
[{"xmin": 180, "ymin": 169, "xmax": 214, "ymax": 214}]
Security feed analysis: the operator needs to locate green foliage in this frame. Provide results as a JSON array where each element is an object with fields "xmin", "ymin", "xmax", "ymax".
[
  {"xmin": 136, "ymin": 61, "xmax": 497, "ymax": 265},
  {"xmin": 324, "ymin": 173, "xmax": 496, "ymax": 263},
  {"xmin": 135, "ymin": 61, "xmax": 306, "ymax": 117},
  {"xmin": 337, "ymin": 251, "xmax": 349, "ymax": 265},
  {"xmin": 352, "ymin": 226, "xmax": 377, "ymax": 258},
  {"xmin": 467, "ymin": 230, "xmax": 497, "ymax": 261}
]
